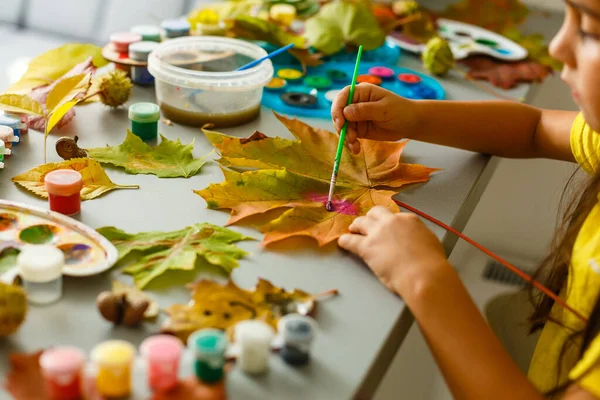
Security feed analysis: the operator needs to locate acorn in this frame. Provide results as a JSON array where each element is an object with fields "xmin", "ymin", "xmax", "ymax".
[
  {"xmin": 422, "ymin": 36, "xmax": 455, "ymax": 77},
  {"xmin": 96, "ymin": 291, "xmax": 148, "ymax": 327},
  {"xmin": 0, "ymin": 282, "xmax": 27, "ymax": 336},
  {"xmin": 56, "ymin": 136, "xmax": 88, "ymax": 160},
  {"xmin": 94, "ymin": 70, "xmax": 133, "ymax": 108}
]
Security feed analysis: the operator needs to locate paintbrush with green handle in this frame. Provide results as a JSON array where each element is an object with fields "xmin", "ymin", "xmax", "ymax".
[{"xmin": 326, "ymin": 45, "xmax": 363, "ymax": 212}]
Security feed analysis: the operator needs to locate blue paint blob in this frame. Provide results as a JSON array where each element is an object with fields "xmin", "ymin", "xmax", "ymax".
[{"xmin": 496, "ymin": 48, "xmax": 511, "ymax": 55}]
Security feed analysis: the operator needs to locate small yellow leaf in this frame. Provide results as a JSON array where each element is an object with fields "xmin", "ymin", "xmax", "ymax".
[
  {"xmin": 46, "ymin": 100, "xmax": 78, "ymax": 135},
  {"xmin": 45, "ymin": 73, "xmax": 91, "ymax": 112},
  {"xmin": 11, "ymin": 158, "xmax": 139, "ymax": 200},
  {"xmin": 7, "ymin": 44, "xmax": 107, "ymax": 94},
  {"xmin": 0, "ymin": 94, "xmax": 44, "ymax": 116}
]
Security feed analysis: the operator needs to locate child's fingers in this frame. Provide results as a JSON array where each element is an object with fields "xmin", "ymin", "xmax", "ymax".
[
  {"xmin": 346, "ymin": 125, "xmax": 361, "ymax": 154},
  {"xmin": 338, "ymin": 233, "xmax": 365, "ymax": 255},
  {"xmin": 348, "ymin": 216, "xmax": 370, "ymax": 235},
  {"xmin": 366, "ymin": 205, "xmax": 394, "ymax": 220},
  {"xmin": 331, "ymin": 86, "xmax": 351, "ymax": 131},
  {"xmin": 343, "ymin": 102, "xmax": 381, "ymax": 123}
]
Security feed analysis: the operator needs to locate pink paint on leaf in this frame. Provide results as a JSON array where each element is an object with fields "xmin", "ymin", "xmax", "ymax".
[{"xmin": 309, "ymin": 194, "xmax": 357, "ymax": 215}]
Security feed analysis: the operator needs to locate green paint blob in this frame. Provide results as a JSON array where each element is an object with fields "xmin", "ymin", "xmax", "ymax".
[
  {"xmin": 19, "ymin": 225, "xmax": 57, "ymax": 244},
  {"xmin": 475, "ymin": 38, "xmax": 498, "ymax": 47}
]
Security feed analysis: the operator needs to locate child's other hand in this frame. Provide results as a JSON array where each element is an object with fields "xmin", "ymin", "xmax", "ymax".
[
  {"xmin": 331, "ymin": 84, "xmax": 417, "ymax": 154},
  {"xmin": 339, "ymin": 206, "xmax": 447, "ymax": 296}
]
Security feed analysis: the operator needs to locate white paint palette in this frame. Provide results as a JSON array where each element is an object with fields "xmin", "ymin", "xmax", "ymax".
[
  {"xmin": 388, "ymin": 18, "xmax": 528, "ymax": 61},
  {"xmin": 0, "ymin": 200, "xmax": 118, "ymax": 279}
]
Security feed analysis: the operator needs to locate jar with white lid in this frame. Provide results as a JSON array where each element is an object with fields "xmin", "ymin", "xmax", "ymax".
[{"xmin": 17, "ymin": 245, "xmax": 64, "ymax": 305}]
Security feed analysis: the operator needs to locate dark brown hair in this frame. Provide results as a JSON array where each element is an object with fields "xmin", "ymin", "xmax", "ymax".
[{"xmin": 528, "ymin": 167, "xmax": 600, "ymax": 395}]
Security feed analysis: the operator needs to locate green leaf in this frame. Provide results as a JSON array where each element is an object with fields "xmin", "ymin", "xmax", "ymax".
[
  {"xmin": 0, "ymin": 94, "xmax": 44, "ymax": 116},
  {"xmin": 231, "ymin": 15, "xmax": 308, "ymax": 49},
  {"xmin": 7, "ymin": 44, "xmax": 107, "ymax": 94},
  {"xmin": 502, "ymin": 27, "xmax": 562, "ymax": 71},
  {"xmin": 87, "ymin": 131, "xmax": 210, "ymax": 178},
  {"xmin": 304, "ymin": 1, "xmax": 386, "ymax": 55},
  {"xmin": 97, "ymin": 223, "xmax": 252, "ymax": 289}
]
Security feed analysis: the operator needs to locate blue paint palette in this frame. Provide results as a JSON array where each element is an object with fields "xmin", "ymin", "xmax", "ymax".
[{"xmin": 262, "ymin": 63, "xmax": 444, "ymax": 119}]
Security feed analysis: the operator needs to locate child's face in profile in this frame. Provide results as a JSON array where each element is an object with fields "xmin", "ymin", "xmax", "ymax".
[{"xmin": 550, "ymin": 0, "xmax": 600, "ymax": 131}]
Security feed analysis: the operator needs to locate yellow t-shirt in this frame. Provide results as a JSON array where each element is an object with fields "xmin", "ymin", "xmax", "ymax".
[{"xmin": 528, "ymin": 113, "xmax": 600, "ymax": 396}]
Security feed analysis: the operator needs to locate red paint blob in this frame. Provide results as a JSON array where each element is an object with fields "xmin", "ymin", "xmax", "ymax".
[{"xmin": 310, "ymin": 194, "xmax": 357, "ymax": 215}]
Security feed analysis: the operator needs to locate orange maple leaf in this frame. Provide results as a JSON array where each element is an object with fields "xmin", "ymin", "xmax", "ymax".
[{"xmin": 196, "ymin": 114, "xmax": 438, "ymax": 247}]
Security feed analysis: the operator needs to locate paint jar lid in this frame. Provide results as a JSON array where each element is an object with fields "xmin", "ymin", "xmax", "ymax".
[
  {"xmin": 235, "ymin": 320, "xmax": 275, "ymax": 347},
  {"xmin": 140, "ymin": 334, "xmax": 183, "ymax": 363},
  {"xmin": 0, "ymin": 125, "xmax": 14, "ymax": 141},
  {"xmin": 130, "ymin": 25, "xmax": 161, "ymax": 42},
  {"xmin": 17, "ymin": 245, "xmax": 64, "ymax": 283},
  {"xmin": 44, "ymin": 169, "xmax": 83, "ymax": 196},
  {"xmin": 110, "ymin": 32, "xmax": 142, "ymax": 47},
  {"xmin": 40, "ymin": 346, "xmax": 86, "ymax": 375},
  {"xmin": 0, "ymin": 114, "xmax": 22, "ymax": 129},
  {"xmin": 128, "ymin": 102, "xmax": 160, "ymax": 123},
  {"xmin": 278, "ymin": 314, "xmax": 317, "ymax": 345},
  {"xmin": 188, "ymin": 328, "xmax": 228, "ymax": 358},
  {"xmin": 161, "ymin": 19, "xmax": 191, "ymax": 34},
  {"xmin": 91, "ymin": 340, "xmax": 136, "ymax": 367},
  {"xmin": 129, "ymin": 41, "xmax": 160, "ymax": 61}
]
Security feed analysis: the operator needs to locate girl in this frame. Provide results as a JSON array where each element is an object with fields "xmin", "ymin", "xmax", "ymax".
[{"xmin": 331, "ymin": 0, "xmax": 600, "ymax": 398}]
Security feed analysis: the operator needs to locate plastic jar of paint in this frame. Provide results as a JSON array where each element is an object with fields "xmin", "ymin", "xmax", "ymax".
[
  {"xmin": 17, "ymin": 245, "xmax": 64, "ymax": 305},
  {"xmin": 188, "ymin": 329, "xmax": 228, "ymax": 384},
  {"xmin": 90, "ymin": 340, "xmax": 136, "ymax": 398},
  {"xmin": 110, "ymin": 32, "xmax": 142, "ymax": 53},
  {"xmin": 0, "ymin": 141, "xmax": 6, "ymax": 168},
  {"xmin": 234, "ymin": 320, "xmax": 275, "ymax": 375},
  {"xmin": 0, "ymin": 125, "xmax": 17, "ymax": 153},
  {"xmin": 131, "ymin": 25, "xmax": 161, "ymax": 42},
  {"xmin": 140, "ymin": 334, "xmax": 183, "ymax": 392},
  {"xmin": 148, "ymin": 37, "xmax": 273, "ymax": 128},
  {"xmin": 40, "ymin": 346, "xmax": 86, "ymax": 400},
  {"xmin": 278, "ymin": 314, "xmax": 317, "ymax": 366},
  {"xmin": 129, "ymin": 41, "xmax": 159, "ymax": 86},
  {"xmin": 161, "ymin": 19, "xmax": 191, "ymax": 39},
  {"xmin": 44, "ymin": 169, "xmax": 83, "ymax": 216},
  {"xmin": 0, "ymin": 114, "xmax": 25, "ymax": 145},
  {"xmin": 129, "ymin": 102, "xmax": 160, "ymax": 141}
]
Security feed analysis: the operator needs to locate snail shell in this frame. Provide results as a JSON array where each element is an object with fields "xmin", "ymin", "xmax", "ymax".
[{"xmin": 56, "ymin": 136, "xmax": 88, "ymax": 160}]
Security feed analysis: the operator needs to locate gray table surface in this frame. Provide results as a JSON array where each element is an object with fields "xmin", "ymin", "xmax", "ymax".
[{"xmin": 0, "ymin": 22, "xmax": 537, "ymax": 400}]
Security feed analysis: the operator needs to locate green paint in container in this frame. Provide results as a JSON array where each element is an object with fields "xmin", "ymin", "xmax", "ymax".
[
  {"xmin": 188, "ymin": 329, "xmax": 228, "ymax": 384},
  {"xmin": 130, "ymin": 25, "xmax": 161, "ymax": 42},
  {"xmin": 128, "ymin": 102, "xmax": 160, "ymax": 141}
]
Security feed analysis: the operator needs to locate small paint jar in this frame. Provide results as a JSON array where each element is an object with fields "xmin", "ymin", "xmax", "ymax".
[
  {"xmin": 234, "ymin": 320, "xmax": 275, "ymax": 375},
  {"xmin": 188, "ymin": 329, "xmax": 228, "ymax": 384},
  {"xmin": 0, "ymin": 125, "xmax": 17, "ymax": 154},
  {"xmin": 44, "ymin": 169, "xmax": 83, "ymax": 216},
  {"xmin": 278, "ymin": 314, "xmax": 317, "ymax": 366},
  {"xmin": 129, "ymin": 41, "xmax": 159, "ymax": 86},
  {"xmin": 0, "ymin": 141, "xmax": 6, "ymax": 168},
  {"xmin": 140, "ymin": 334, "xmax": 184, "ymax": 392},
  {"xmin": 129, "ymin": 102, "xmax": 160, "ymax": 142},
  {"xmin": 90, "ymin": 340, "xmax": 136, "ymax": 398},
  {"xmin": 161, "ymin": 19, "xmax": 191, "ymax": 39},
  {"xmin": 0, "ymin": 114, "xmax": 24, "ymax": 145},
  {"xmin": 17, "ymin": 245, "xmax": 64, "ymax": 305},
  {"xmin": 131, "ymin": 25, "xmax": 162, "ymax": 42},
  {"xmin": 110, "ymin": 32, "xmax": 142, "ymax": 53},
  {"xmin": 40, "ymin": 346, "xmax": 86, "ymax": 400}
]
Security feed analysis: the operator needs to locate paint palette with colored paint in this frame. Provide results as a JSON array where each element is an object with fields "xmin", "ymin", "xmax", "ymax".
[
  {"xmin": 388, "ymin": 18, "xmax": 528, "ymax": 61},
  {"xmin": 0, "ymin": 200, "xmax": 117, "ymax": 278},
  {"xmin": 262, "ymin": 64, "xmax": 444, "ymax": 119}
]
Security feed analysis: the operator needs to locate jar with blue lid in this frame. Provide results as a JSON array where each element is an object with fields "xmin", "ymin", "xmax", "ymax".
[
  {"xmin": 161, "ymin": 19, "xmax": 191, "ymax": 39},
  {"xmin": 0, "ymin": 114, "xmax": 24, "ymax": 146},
  {"xmin": 129, "ymin": 41, "xmax": 159, "ymax": 86}
]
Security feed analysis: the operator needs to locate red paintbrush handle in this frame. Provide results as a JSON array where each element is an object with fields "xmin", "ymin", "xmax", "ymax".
[{"xmin": 393, "ymin": 199, "xmax": 588, "ymax": 324}]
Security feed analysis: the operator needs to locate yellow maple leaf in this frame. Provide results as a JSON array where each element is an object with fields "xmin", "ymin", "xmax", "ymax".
[{"xmin": 11, "ymin": 158, "xmax": 139, "ymax": 200}]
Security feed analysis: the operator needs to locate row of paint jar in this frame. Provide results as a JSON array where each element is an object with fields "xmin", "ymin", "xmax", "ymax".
[
  {"xmin": 37, "ymin": 314, "xmax": 316, "ymax": 399},
  {"xmin": 109, "ymin": 19, "xmax": 191, "ymax": 86},
  {"xmin": 0, "ymin": 113, "xmax": 26, "ymax": 168}
]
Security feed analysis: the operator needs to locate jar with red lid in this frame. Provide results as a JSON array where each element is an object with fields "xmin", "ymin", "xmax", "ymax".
[{"xmin": 44, "ymin": 170, "xmax": 83, "ymax": 216}]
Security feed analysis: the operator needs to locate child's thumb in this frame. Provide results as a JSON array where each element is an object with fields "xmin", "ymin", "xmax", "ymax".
[{"xmin": 343, "ymin": 103, "xmax": 376, "ymax": 122}]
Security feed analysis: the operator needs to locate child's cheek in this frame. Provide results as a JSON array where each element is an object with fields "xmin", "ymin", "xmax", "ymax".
[{"xmin": 579, "ymin": 48, "xmax": 600, "ymax": 132}]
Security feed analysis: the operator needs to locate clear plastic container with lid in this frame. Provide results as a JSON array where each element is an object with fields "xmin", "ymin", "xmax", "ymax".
[
  {"xmin": 17, "ymin": 245, "xmax": 65, "ymax": 305},
  {"xmin": 147, "ymin": 36, "xmax": 273, "ymax": 128}
]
